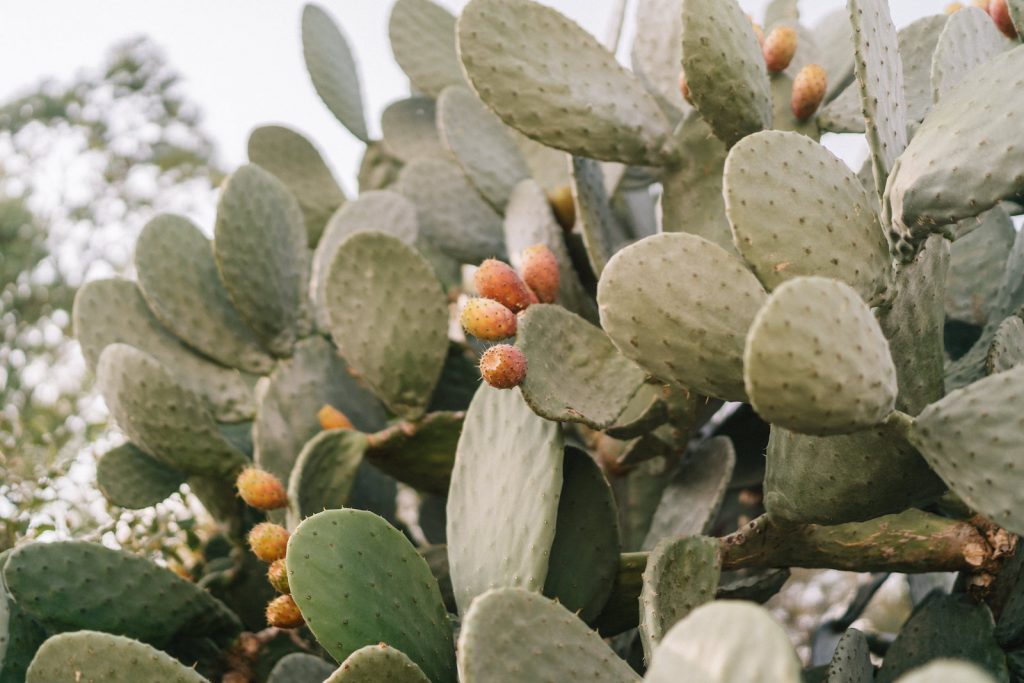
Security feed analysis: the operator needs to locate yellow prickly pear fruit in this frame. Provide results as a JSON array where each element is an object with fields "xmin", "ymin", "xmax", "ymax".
[
  {"xmin": 460, "ymin": 297, "xmax": 517, "ymax": 341},
  {"xmin": 318, "ymin": 404, "xmax": 353, "ymax": 431},
  {"xmin": 235, "ymin": 467, "xmax": 288, "ymax": 511},
  {"xmin": 763, "ymin": 26, "xmax": 798, "ymax": 73},
  {"xmin": 546, "ymin": 185, "xmax": 576, "ymax": 232},
  {"xmin": 791, "ymin": 64, "xmax": 827, "ymax": 120},
  {"xmin": 247, "ymin": 522, "xmax": 290, "ymax": 563},
  {"xmin": 265, "ymin": 594, "xmax": 304, "ymax": 628}
]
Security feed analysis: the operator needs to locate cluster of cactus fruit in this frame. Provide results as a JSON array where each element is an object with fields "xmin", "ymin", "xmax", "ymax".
[{"xmin": 3, "ymin": 0, "xmax": 1024, "ymax": 680}]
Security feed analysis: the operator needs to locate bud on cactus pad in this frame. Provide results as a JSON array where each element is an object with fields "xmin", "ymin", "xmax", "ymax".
[
  {"xmin": 265, "ymin": 594, "xmax": 304, "ymax": 629},
  {"xmin": 267, "ymin": 558, "xmax": 290, "ymax": 594},
  {"xmin": 235, "ymin": 467, "xmax": 288, "ymax": 510},
  {"xmin": 248, "ymin": 522, "xmax": 290, "ymax": 563},
  {"xmin": 791, "ymin": 64, "xmax": 827, "ymax": 120},
  {"xmin": 317, "ymin": 403, "xmax": 354, "ymax": 431},
  {"xmin": 546, "ymin": 185, "xmax": 576, "ymax": 232},
  {"xmin": 460, "ymin": 297, "xmax": 517, "ymax": 340},
  {"xmin": 474, "ymin": 259, "xmax": 534, "ymax": 313},
  {"xmin": 989, "ymin": 0, "xmax": 1018, "ymax": 38},
  {"xmin": 479, "ymin": 344, "xmax": 527, "ymax": 389},
  {"xmin": 762, "ymin": 26, "xmax": 797, "ymax": 73},
  {"xmin": 520, "ymin": 244, "xmax": 560, "ymax": 304}
]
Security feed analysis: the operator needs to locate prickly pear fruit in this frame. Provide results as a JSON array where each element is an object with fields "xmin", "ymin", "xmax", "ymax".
[
  {"xmin": 547, "ymin": 185, "xmax": 576, "ymax": 232},
  {"xmin": 266, "ymin": 594, "xmax": 304, "ymax": 628},
  {"xmin": 235, "ymin": 467, "xmax": 288, "ymax": 510},
  {"xmin": 248, "ymin": 522, "xmax": 290, "ymax": 563},
  {"xmin": 267, "ymin": 558, "xmax": 290, "ymax": 594},
  {"xmin": 678, "ymin": 71, "xmax": 693, "ymax": 105},
  {"xmin": 763, "ymin": 26, "xmax": 798, "ymax": 73},
  {"xmin": 520, "ymin": 244, "xmax": 560, "ymax": 303},
  {"xmin": 990, "ymin": 0, "xmax": 1018, "ymax": 38},
  {"xmin": 945, "ymin": 2, "xmax": 964, "ymax": 12},
  {"xmin": 460, "ymin": 297, "xmax": 517, "ymax": 340},
  {"xmin": 479, "ymin": 344, "xmax": 527, "ymax": 389},
  {"xmin": 318, "ymin": 404, "xmax": 353, "ymax": 431},
  {"xmin": 474, "ymin": 259, "xmax": 534, "ymax": 312},
  {"xmin": 791, "ymin": 64, "xmax": 827, "ymax": 120}
]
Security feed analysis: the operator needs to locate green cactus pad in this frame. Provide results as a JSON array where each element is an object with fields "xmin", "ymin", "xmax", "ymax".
[
  {"xmin": 769, "ymin": 73, "xmax": 820, "ymax": 139},
  {"xmin": 646, "ymin": 600, "xmax": 801, "ymax": 683},
  {"xmin": 96, "ymin": 442, "xmax": 185, "ymax": 509},
  {"xmin": 213, "ymin": 164, "xmax": 309, "ymax": 356},
  {"xmin": 254, "ymin": 336, "xmax": 387, "ymax": 482},
  {"xmin": 5, "ymin": 541, "xmax": 239, "ymax": 647},
  {"xmin": 763, "ymin": 0, "xmax": 798, "ymax": 26},
  {"xmin": 301, "ymin": 4, "xmax": 368, "ymax": 142},
  {"xmin": 503, "ymin": 179, "xmax": 597, "ymax": 322},
  {"xmin": 458, "ymin": 0, "xmax": 674, "ymax": 166},
  {"xmin": 887, "ymin": 46, "xmax": 1024, "ymax": 248},
  {"xmin": 26, "ymin": 631, "xmax": 209, "ymax": 683},
  {"xmin": 544, "ymin": 447, "xmax": 621, "ymax": 623},
  {"xmin": 380, "ymin": 97, "xmax": 446, "ymax": 163},
  {"xmin": 134, "ymin": 214, "xmax": 274, "ymax": 374},
  {"xmin": 326, "ymin": 644, "xmax": 431, "ymax": 683},
  {"xmin": 631, "ymin": 0, "xmax": 687, "ymax": 114},
  {"xmin": 947, "ymin": 207, "xmax": 1016, "ymax": 326},
  {"xmin": 324, "ymin": 232, "xmax": 448, "ymax": 420},
  {"xmin": 876, "ymin": 594, "xmax": 1008, "ymax": 683},
  {"xmin": 660, "ymin": 112, "xmax": 733, "ymax": 253},
  {"xmin": 639, "ymin": 536, "xmax": 721, "ymax": 661},
  {"xmin": 850, "ymin": 0, "xmax": 907, "ymax": 199},
  {"xmin": 72, "ymin": 278, "xmax": 255, "ymax": 422},
  {"xmin": 287, "ymin": 509, "xmax": 456, "ymax": 683},
  {"xmin": 606, "ymin": 383, "xmax": 669, "ymax": 440},
  {"xmin": 895, "ymin": 661, "xmax": 999, "ymax": 683},
  {"xmin": 97, "ymin": 344, "xmax": 248, "ymax": 478},
  {"xmin": 744, "ymin": 277, "xmax": 897, "ymax": 435},
  {"xmin": 457, "ymin": 588, "xmax": 641, "ymax": 683},
  {"xmin": 910, "ymin": 364, "xmax": 1024, "ymax": 536},
  {"xmin": 598, "ymin": 232, "xmax": 767, "ymax": 402},
  {"xmin": 515, "ymin": 304, "xmax": 645, "ymax": 429},
  {"xmin": 681, "ymin": 0, "xmax": 772, "ymax": 147},
  {"xmin": 815, "ymin": 9, "xmax": 857, "ymax": 101},
  {"xmin": 364, "ymin": 411, "xmax": 462, "ymax": 495},
  {"xmin": 268, "ymin": 653, "xmax": 337, "ymax": 683},
  {"xmin": 724, "ymin": 131, "xmax": 891, "ymax": 304},
  {"xmin": 899, "ymin": 15, "xmax": 948, "ymax": 124},
  {"xmin": 931, "ymin": 7, "xmax": 1012, "ymax": 103},
  {"xmin": 446, "ymin": 385, "xmax": 564, "ymax": 613},
  {"xmin": 388, "ymin": 0, "xmax": 463, "ymax": 97},
  {"xmin": 397, "ymin": 158, "xmax": 506, "ymax": 263},
  {"xmin": 643, "ymin": 437, "xmax": 736, "ymax": 550},
  {"xmin": 827, "ymin": 628, "xmax": 873, "ymax": 683},
  {"xmin": 514, "ymin": 135, "xmax": 571, "ymax": 191},
  {"xmin": 987, "ymin": 317, "xmax": 1024, "ymax": 374},
  {"xmin": 286, "ymin": 429, "xmax": 367, "ymax": 527},
  {"xmin": 571, "ymin": 156, "xmax": 629, "ymax": 278},
  {"xmin": 817, "ymin": 84, "xmax": 866, "ymax": 134},
  {"xmin": 0, "ymin": 584, "xmax": 46, "ymax": 683},
  {"xmin": 437, "ymin": 86, "xmax": 530, "ymax": 210},
  {"xmin": 358, "ymin": 141, "xmax": 403, "ymax": 192},
  {"xmin": 248, "ymin": 125, "xmax": 346, "ymax": 246}
]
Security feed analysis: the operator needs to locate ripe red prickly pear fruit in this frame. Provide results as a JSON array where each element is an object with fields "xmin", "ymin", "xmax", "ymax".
[
  {"xmin": 990, "ymin": 0, "xmax": 1018, "ymax": 38},
  {"xmin": 678, "ymin": 71, "xmax": 693, "ymax": 105},
  {"xmin": 791, "ymin": 64, "xmax": 828, "ymax": 120},
  {"xmin": 763, "ymin": 26, "xmax": 798, "ymax": 73},
  {"xmin": 474, "ymin": 259, "xmax": 534, "ymax": 313},
  {"xmin": 265, "ymin": 594, "xmax": 304, "ymax": 628},
  {"xmin": 460, "ymin": 297, "xmax": 517, "ymax": 340},
  {"xmin": 520, "ymin": 244, "xmax": 560, "ymax": 304},
  {"xmin": 318, "ymin": 404, "xmax": 353, "ymax": 431},
  {"xmin": 235, "ymin": 467, "xmax": 288, "ymax": 511},
  {"xmin": 248, "ymin": 522, "xmax": 290, "ymax": 563},
  {"xmin": 479, "ymin": 344, "xmax": 527, "ymax": 389},
  {"xmin": 546, "ymin": 185, "xmax": 576, "ymax": 232},
  {"xmin": 267, "ymin": 558, "xmax": 290, "ymax": 594}
]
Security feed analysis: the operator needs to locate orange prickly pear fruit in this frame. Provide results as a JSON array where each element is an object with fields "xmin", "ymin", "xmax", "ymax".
[
  {"xmin": 460, "ymin": 297, "xmax": 517, "ymax": 340},
  {"xmin": 266, "ymin": 594, "xmax": 304, "ymax": 628},
  {"xmin": 791, "ymin": 64, "xmax": 827, "ymax": 120},
  {"xmin": 520, "ymin": 244, "xmax": 560, "ymax": 304},
  {"xmin": 318, "ymin": 404, "xmax": 353, "ymax": 431},
  {"xmin": 248, "ymin": 522, "xmax": 290, "ymax": 563},
  {"xmin": 479, "ymin": 344, "xmax": 527, "ymax": 390},
  {"xmin": 267, "ymin": 558, "xmax": 290, "ymax": 594},
  {"xmin": 763, "ymin": 26, "xmax": 798, "ymax": 73},
  {"xmin": 474, "ymin": 259, "xmax": 534, "ymax": 313},
  {"xmin": 990, "ymin": 0, "xmax": 1018, "ymax": 38},
  {"xmin": 546, "ymin": 185, "xmax": 576, "ymax": 232},
  {"xmin": 235, "ymin": 467, "xmax": 288, "ymax": 511}
]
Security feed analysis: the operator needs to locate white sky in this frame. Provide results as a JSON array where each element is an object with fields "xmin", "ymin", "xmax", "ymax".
[{"xmin": 0, "ymin": 0, "xmax": 940, "ymax": 194}]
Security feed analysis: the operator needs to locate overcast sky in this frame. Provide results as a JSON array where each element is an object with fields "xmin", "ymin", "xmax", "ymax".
[{"xmin": 0, "ymin": 1, "xmax": 940, "ymax": 193}]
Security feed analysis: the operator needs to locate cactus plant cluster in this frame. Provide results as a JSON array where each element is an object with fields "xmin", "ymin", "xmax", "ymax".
[{"xmin": 4, "ymin": 0, "xmax": 1024, "ymax": 680}]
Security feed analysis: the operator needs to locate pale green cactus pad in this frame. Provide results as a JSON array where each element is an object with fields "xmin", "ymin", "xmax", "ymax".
[
  {"xmin": 96, "ymin": 442, "xmax": 185, "ymax": 509},
  {"xmin": 214, "ymin": 164, "xmax": 309, "ymax": 356},
  {"xmin": 1010, "ymin": 0, "xmax": 1024, "ymax": 36},
  {"xmin": 724, "ymin": 131, "xmax": 891, "ymax": 304},
  {"xmin": 72, "ymin": 278, "xmax": 255, "ymax": 422},
  {"xmin": 895, "ymin": 661, "xmax": 999, "ymax": 683},
  {"xmin": 134, "ymin": 214, "xmax": 274, "ymax": 375},
  {"xmin": 397, "ymin": 158, "xmax": 506, "ymax": 263},
  {"xmin": 437, "ymin": 86, "xmax": 530, "ymax": 210},
  {"xmin": 97, "ymin": 344, "xmax": 248, "ymax": 478},
  {"xmin": 931, "ymin": 7, "xmax": 1013, "ymax": 103},
  {"xmin": 324, "ymin": 231, "xmax": 448, "ymax": 420},
  {"xmin": 26, "ymin": 631, "xmax": 209, "ymax": 683},
  {"xmin": 326, "ymin": 644, "xmax": 431, "ymax": 683},
  {"xmin": 380, "ymin": 97, "xmax": 447, "ymax": 163},
  {"xmin": 645, "ymin": 601, "xmax": 801, "ymax": 683},
  {"xmin": 639, "ymin": 536, "xmax": 721, "ymax": 661},
  {"xmin": 987, "ymin": 316, "xmax": 1024, "ymax": 374},
  {"xmin": 389, "ymin": 0, "xmax": 463, "ymax": 98},
  {"xmin": 814, "ymin": 8, "xmax": 857, "ymax": 101},
  {"xmin": 457, "ymin": 588, "xmax": 641, "ymax": 683},
  {"xmin": 286, "ymin": 429, "xmax": 367, "ymax": 528},
  {"xmin": 828, "ymin": 628, "xmax": 873, "ymax": 683},
  {"xmin": 817, "ymin": 83, "xmax": 866, "ymax": 134},
  {"xmin": 764, "ymin": 0, "xmax": 798, "ymax": 27},
  {"xmin": 287, "ymin": 509, "xmax": 456, "ymax": 683},
  {"xmin": 606, "ymin": 382, "xmax": 669, "ymax": 440},
  {"xmin": 268, "ymin": 653, "xmax": 337, "ymax": 683},
  {"xmin": 769, "ymin": 73, "xmax": 820, "ymax": 139},
  {"xmin": 301, "ymin": 3, "xmax": 368, "ymax": 142},
  {"xmin": 458, "ymin": 0, "xmax": 674, "ymax": 166},
  {"xmin": 248, "ymin": 125, "xmax": 346, "ymax": 246},
  {"xmin": 516, "ymin": 303, "xmax": 645, "ymax": 429},
  {"xmin": 446, "ymin": 385, "xmax": 564, "ymax": 614},
  {"xmin": 514, "ymin": 135, "xmax": 571, "ymax": 191},
  {"xmin": 572, "ymin": 156, "xmax": 630, "ymax": 277},
  {"xmin": 631, "ymin": 0, "xmax": 687, "ymax": 115},
  {"xmin": 910, "ymin": 364, "xmax": 1024, "ymax": 536},
  {"xmin": 899, "ymin": 15, "xmax": 948, "ymax": 124},
  {"xmin": 947, "ymin": 207, "xmax": 1016, "ymax": 326},
  {"xmin": 744, "ymin": 277, "xmax": 898, "ymax": 435},
  {"xmin": 363, "ymin": 410, "xmax": 462, "ymax": 495},
  {"xmin": 598, "ymin": 232, "xmax": 767, "ymax": 402},
  {"xmin": 358, "ymin": 141, "xmax": 403, "ymax": 192},
  {"xmin": 0, "ymin": 582, "xmax": 46, "ymax": 683}
]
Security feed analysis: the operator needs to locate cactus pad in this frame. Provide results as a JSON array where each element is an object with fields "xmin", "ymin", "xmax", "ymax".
[
  {"xmin": 899, "ymin": 15, "xmax": 948, "ymax": 124},
  {"xmin": 931, "ymin": 8, "xmax": 1012, "ymax": 103},
  {"xmin": 987, "ymin": 316, "xmax": 1024, "ymax": 374},
  {"xmin": 572, "ymin": 156, "xmax": 628, "ymax": 278},
  {"xmin": 26, "ymin": 631, "xmax": 209, "ymax": 683},
  {"xmin": 380, "ymin": 97, "xmax": 446, "ymax": 163},
  {"xmin": 364, "ymin": 411, "xmax": 462, "ymax": 495},
  {"xmin": 895, "ymin": 661, "xmax": 999, "ymax": 683},
  {"xmin": 827, "ymin": 628, "xmax": 873, "ymax": 683},
  {"xmin": 947, "ymin": 208, "xmax": 1016, "ymax": 327},
  {"xmin": 388, "ymin": 0, "xmax": 463, "ymax": 98},
  {"xmin": 96, "ymin": 442, "xmax": 185, "ymax": 509},
  {"xmin": 326, "ymin": 644, "xmax": 431, "ymax": 683},
  {"xmin": 0, "ymin": 584, "xmax": 46, "ymax": 683},
  {"xmin": 631, "ymin": 0, "xmax": 687, "ymax": 114},
  {"xmin": 286, "ymin": 429, "xmax": 367, "ymax": 527},
  {"xmin": 301, "ymin": 4, "xmax": 368, "ymax": 142},
  {"xmin": 268, "ymin": 653, "xmax": 337, "ymax": 683}
]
